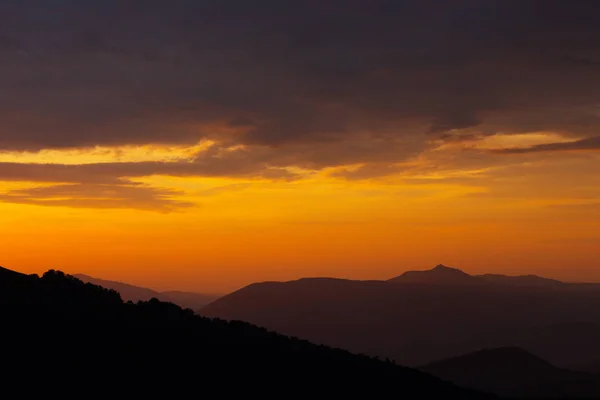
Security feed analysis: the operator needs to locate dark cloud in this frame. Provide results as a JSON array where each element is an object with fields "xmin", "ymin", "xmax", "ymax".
[
  {"xmin": 0, "ymin": 0, "xmax": 598, "ymax": 155},
  {"xmin": 492, "ymin": 136, "xmax": 600, "ymax": 154},
  {"xmin": 0, "ymin": 183, "xmax": 194, "ymax": 212}
]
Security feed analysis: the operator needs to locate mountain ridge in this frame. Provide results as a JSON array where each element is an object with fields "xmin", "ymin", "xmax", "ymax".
[
  {"xmin": 0, "ymin": 265, "xmax": 493, "ymax": 399},
  {"xmin": 388, "ymin": 264, "xmax": 482, "ymax": 285},
  {"xmin": 420, "ymin": 347, "xmax": 600, "ymax": 398},
  {"xmin": 388, "ymin": 264, "xmax": 566, "ymax": 287},
  {"xmin": 201, "ymin": 265, "xmax": 600, "ymax": 367},
  {"xmin": 73, "ymin": 273, "xmax": 220, "ymax": 310}
]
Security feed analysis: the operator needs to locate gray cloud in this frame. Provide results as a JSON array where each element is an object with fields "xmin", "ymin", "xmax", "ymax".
[{"xmin": 0, "ymin": 0, "xmax": 598, "ymax": 155}]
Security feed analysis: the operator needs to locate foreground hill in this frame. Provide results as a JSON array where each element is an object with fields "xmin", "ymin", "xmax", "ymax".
[
  {"xmin": 0, "ymin": 266, "xmax": 490, "ymax": 399},
  {"xmin": 420, "ymin": 347, "xmax": 600, "ymax": 398},
  {"xmin": 74, "ymin": 273, "xmax": 220, "ymax": 310},
  {"xmin": 201, "ymin": 265, "xmax": 600, "ymax": 367}
]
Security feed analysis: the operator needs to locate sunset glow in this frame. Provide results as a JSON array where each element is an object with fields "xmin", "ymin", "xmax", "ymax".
[{"xmin": 1, "ymin": 1, "xmax": 599, "ymax": 292}]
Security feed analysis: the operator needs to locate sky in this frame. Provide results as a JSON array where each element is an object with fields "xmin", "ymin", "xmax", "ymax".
[{"xmin": 1, "ymin": 0, "xmax": 599, "ymax": 292}]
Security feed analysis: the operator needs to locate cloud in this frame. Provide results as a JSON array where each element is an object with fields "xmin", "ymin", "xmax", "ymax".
[
  {"xmin": 0, "ymin": 145, "xmax": 297, "ymax": 183},
  {"xmin": 0, "ymin": 183, "xmax": 194, "ymax": 212},
  {"xmin": 329, "ymin": 163, "xmax": 407, "ymax": 180},
  {"xmin": 0, "ymin": 134, "xmax": 427, "ymax": 184},
  {"xmin": 195, "ymin": 183, "xmax": 253, "ymax": 196},
  {"xmin": 491, "ymin": 136, "xmax": 600, "ymax": 154},
  {"xmin": 0, "ymin": 0, "xmax": 599, "ymax": 156},
  {"xmin": 1, "ymin": 0, "xmax": 600, "ymax": 212}
]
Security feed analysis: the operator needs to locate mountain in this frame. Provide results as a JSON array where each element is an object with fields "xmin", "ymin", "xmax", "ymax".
[
  {"xmin": 201, "ymin": 266, "xmax": 600, "ymax": 367},
  {"xmin": 577, "ymin": 361, "xmax": 600, "ymax": 374},
  {"xmin": 421, "ymin": 347, "xmax": 600, "ymax": 398},
  {"xmin": 477, "ymin": 274, "xmax": 564, "ymax": 287},
  {"xmin": 74, "ymin": 273, "xmax": 220, "ymax": 310},
  {"xmin": 389, "ymin": 264, "xmax": 481, "ymax": 285},
  {"xmin": 389, "ymin": 265, "xmax": 564, "ymax": 287},
  {"xmin": 160, "ymin": 290, "xmax": 220, "ymax": 311},
  {"xmin": 499, "ymin": 322, "xmax": 600, "ymax": 368},
  {"xmin": 0, "ymin": 266, "xmax": 491, "ymax": 399}
]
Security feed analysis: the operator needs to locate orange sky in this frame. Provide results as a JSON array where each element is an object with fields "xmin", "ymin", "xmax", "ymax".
[
  {"xmin": 2, "ymin": 134, "xmax": 599, "ymax": 293},
  {"xmin": 2, "ymin": 2, "xmax": 600, "ymax": 293}
]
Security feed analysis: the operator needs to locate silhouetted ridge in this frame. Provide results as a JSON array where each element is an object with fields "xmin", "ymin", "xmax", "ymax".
[
  {"xmin": 389, "ymin": 264, "xmax": 480, "ymax": 284},
  {"xmin": 578, "ymin": 361, "xmax": 600, "ymax": 374},
  {"xmin": 0, "ymin": 266, "xmax": 492, "ymax": 399},
  {"xmin": 389, "ymin": 265, "xmax": 568, "ymax": 288},
  {"xmin": 421, "ymin": 347, "xmax": 600, "ymax": 398},
  {"xmin": 202, "ymin": 270, "xmax": 600, "ymax": 368},
  {"xmin": 0, "ymin": 265, "xmax": 31, "ymax": 280},
  {"xmin": 477, "ymin": 274, "xmax": 563, "ymax": 286},
  {"xmin": 73, "ymin": 273, "xmax": 220, "ymax": 310},
  {"xmin": 423, "ymin": 347, "xmax": 555, "ymax": 373}
]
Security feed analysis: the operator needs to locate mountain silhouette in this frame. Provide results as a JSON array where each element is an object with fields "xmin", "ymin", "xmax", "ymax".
[
  {"xmin": 577, "ymin": 361, "xmax": 600, "ymax": 374},
  {"xmin": 477, "ymin": 274, "xmax": 563, "ymax": 287},
  {"xmin": 201, "ymin": 265, "xmax": 600, "ymax": 367},
  {"xmin": 74, "ymin": 273, "xmax": 220, "ymax": 310},
  {"xmin": 421, "ymin": 347, "xmax": 600, "ymax": 398},
  {"xmin": 389, "ymin": 265, "xmax": 564, "ymax": 287},
  {"xmin": 389, "ymin": 264, "xmax": 481, "ymax": 284},
  {"xmin": 498, "ymin": 322, "xmax": 600, "ymax": 368},
  {"xmin": 0, "ymin": 265, "xmax": 492, "ymax": 399}
]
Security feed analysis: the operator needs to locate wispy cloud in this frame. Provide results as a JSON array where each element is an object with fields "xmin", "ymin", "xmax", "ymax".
[
  {"xmin": 0, "ymin": 183, "xmax": 194, "ymax": 212},
  {"xmin": 491, "ymin": 136, "xmax": 600, "ymax": 154}
]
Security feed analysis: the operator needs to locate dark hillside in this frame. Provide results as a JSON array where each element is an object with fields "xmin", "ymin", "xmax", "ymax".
[{"xmin": 0, "ymin": 266, "xmax": 490, "ymax": 399}]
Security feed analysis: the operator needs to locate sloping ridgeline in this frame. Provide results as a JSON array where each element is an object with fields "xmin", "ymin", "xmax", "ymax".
[
  {"xmin": 420, "ymin": 347, "xmax": 600, "ymax": 398},
  {"xmin": 0, "ymin": 266, "xmax": 492, "ymax": 399}
]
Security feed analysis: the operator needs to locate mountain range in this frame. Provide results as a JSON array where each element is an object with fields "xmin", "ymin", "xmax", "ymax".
[
  {"xmin": 200, "ymin": 264, "xmax": 600, "ymax": 368},
  {"xmin": 0, "ymin": 265, "xmax": 491, "ymax": 399},
  {"xmin": 73, "ymin": 273, "xmax": 220, "ymax": 310},
  {"xmin": 388, "ymin": 264, "xmax": 564, "ymax": 286}
]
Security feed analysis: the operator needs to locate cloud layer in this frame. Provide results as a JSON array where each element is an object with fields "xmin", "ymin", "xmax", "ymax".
[
  {"xmin": 1, "ymin": 1, "xmax": 600, "ymax": 210},
  {"xmin": 1, "ymin": 1, "xmax": 599, "ymax": 151},
  {"xmin": 492, "ymin": 136, "xmax": 600, "ymax": 154},
  {"xmin": 0, "ymin": 183, "xmax": 194, "ymax": 212}
]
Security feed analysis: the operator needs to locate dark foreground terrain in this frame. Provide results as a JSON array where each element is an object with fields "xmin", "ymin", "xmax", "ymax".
[{"xmin": 0, "ymin": 266, "xmax": 490, "ymax": 399}]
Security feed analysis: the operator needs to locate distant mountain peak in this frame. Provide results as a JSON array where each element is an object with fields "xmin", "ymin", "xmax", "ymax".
[
  {"xmin": 389, "ymin": 266, "xmax": 567, "ymax": 287},
  {"xmin": 432, "ymin": 264, "xmax": 468, "ymax": 274},
  {"xmin": 388, "ymin": 264, "xmax": 478, "ymax": 284}
]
